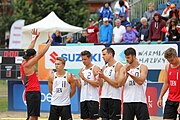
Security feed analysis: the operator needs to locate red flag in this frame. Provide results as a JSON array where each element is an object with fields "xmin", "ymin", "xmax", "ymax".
[{"xmin": 161, "ymin": 26, "xmax": 170, "ymax": 36}]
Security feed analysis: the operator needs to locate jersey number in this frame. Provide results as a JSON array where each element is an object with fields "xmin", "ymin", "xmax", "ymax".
[
  {"xmin": 87, "ymin": 72, "xmax": 91, "ymax": 79},
  {"xmin": 62, "ymin": 81, "xmax": 66, "ymax": 87}
]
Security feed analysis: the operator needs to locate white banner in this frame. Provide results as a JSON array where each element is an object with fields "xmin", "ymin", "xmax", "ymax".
[
  {"xmin": 15, "ymin": 57, "xmax": 23, "ymax": 64},
  {"xmin": 111, "ymin": 44, "xmax": 178, "ymax": 70},
  {"xmin": 45, "ymin": 46, "xmax": 105, "ymax": 69},
  {"xmin": 9, "ymin": 19, "xmax": 25, "ymax": 49}
]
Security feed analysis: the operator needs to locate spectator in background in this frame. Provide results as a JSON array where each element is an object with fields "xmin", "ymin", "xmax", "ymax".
[
  {"xmin": 114, "ymin": 0, "xmax": 129, "ymax": 19},
  {"xmin": 112, "ymin": 19, "xmax": 126, "ymax": 43},
  {"xmin": 123, "ymin": 24, "xmax": 139, "ymax": 43},
  {"xmin": 65, "ymin": 33, "xmax": 78, "ymax": 43},
  {"xmin": 78, "ymin": 31, "xmax": 88, "ymax": 44},
  {"xmin": 99, "ymin": 18, "xmax": 113, "ymax": 44},
  {"xmin": 177, "ymin": 25, "xmax": 180, "ymax": 41},
  {"xmin": 148, "ymin": 12, "xmax": 166, "ymax": 44},
  {"xmin": 114, "ymin": 0, "xmax": 121, "ymax": 18},
  {"xmin": 138, "ymin": 17, "xmax": 149, "ymax": 43},
  {"xmin": 161, "ymin": 2, "xmax": 171, "ymax": 21},
  {"xmin": 118, "ymin": 1, "xmax": 127, "ymax": 19},
  {"xmin": 51, "ymin": 30, "xmax": 62, "ymax": 45},
  {"xmin": 86, "ymin": 18, "xmax": 99, "ymax": 43},
  {"xmin": 168, "ymin": 18, "xmax": 179, "ymax": 41},
  {"xmin": 119, "ymin": 13, "xmax": 130, "ymax": 27},
  {"xmin": 98, "ymin": 2, "xmax": 114, "ymax": 24},
  {"xmin": 144, "ymin": 3, "xmax": 157, "ymax": 25},
  {"xmin": 169, "ymin": 4, "xmax": 179, "ymax": 22}
]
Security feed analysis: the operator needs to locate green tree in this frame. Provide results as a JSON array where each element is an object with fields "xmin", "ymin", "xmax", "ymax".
[{"xmin": 0, "ymin": 0, "xmax": 89, "ymax": 47}]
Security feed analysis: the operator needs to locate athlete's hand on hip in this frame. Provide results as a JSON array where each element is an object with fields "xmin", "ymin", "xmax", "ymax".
[{"xmin": 157, "ymin": 99, "xmax": 163, "ymax": 108}]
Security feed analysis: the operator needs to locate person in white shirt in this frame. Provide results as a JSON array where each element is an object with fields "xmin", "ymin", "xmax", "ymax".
[
  {"xmin": 48, "ymin": 57, "xmax": 76, "ymax": 120},
  {"xmin": 112, "ymin": 19, "xmax": 126, "ymax": 43},
  {"xmin": 75, "ymin": 50, "xmax": 101, "ymax": 120},
  {"xmin": 99, "ymin": 47, "xmax": 123, "ymax": 120},
  {"xmin": 119, "ymin": 47, "xmax": 150, "ymax": 120},
  {"xmin": 161, "ymin": 2, "xmax": 171, "ymax": 21}
]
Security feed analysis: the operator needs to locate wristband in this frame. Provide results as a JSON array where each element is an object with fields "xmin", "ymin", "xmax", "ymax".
[{"xmin": 32, "ymin": 34, "xmax": 37, "ymax": 41}]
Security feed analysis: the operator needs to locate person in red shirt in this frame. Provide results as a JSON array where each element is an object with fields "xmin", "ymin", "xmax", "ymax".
[
  {"xmin": 86, "ymin": 18, "xmax": 99, "ymax": 43},
  {"xmin": 157, "ymin": 48, "xmax": 180, "ymax": 120},
  {"xmin": 20, "ymin": 29, "xmax": 52, "ymax": 120}
]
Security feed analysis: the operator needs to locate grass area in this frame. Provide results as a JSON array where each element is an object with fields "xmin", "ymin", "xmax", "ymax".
[
  {"xmin": 0, "ymin": 97, "xmax": 8, "ymax": 112},
  {"xmin": 0, "ymin": 80, "xmax": 8, "ymax": 112}
]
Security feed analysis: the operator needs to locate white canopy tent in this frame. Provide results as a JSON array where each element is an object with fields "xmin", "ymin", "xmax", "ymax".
[{"xmin": 22, "ymin": 11, "xmax": 83, "ymax": 50}]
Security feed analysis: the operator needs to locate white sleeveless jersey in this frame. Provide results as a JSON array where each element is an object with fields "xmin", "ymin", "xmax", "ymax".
[
  {"xmin": 101, "ymin": 62, "xmax": 122, "ymax": 100},
  {"xmin": 80, "ymin": 65, "xmax": 99, "ymax": 102},
  {"xmin": 123, "ymin": 64, "xmax": 147, "ymax": 103},
  {"xmin": 51, "ymin": 71, "xmax": 71, "ymax": 106}
]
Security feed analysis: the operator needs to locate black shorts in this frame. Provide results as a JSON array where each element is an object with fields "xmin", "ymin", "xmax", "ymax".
[
  {"xmin": 80, "ymin": 101, "xmax": 99, "ymax": 119},
  {"xmin": 26, "ymin": 91, "xmax": 41, "ymax": 117},
  {"xmin": 99, "ymin": 98, "xmax": 121, "ymax": 119},
  {"xmin": 123, "ymin": 102, "xmax": 150, "ymax": 120},
  {"xmin": 163, "ymin": 99, "xmax": 180, "ymax": 119},
  {"xmin": 48, "ymin": 105, "xmax": 72, "ymax": 120}
]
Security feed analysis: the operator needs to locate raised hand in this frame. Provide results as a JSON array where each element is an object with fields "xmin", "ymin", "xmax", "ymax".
[
  {"xmin": 48, "ymin": 32, "xmax": 53, "ymax": 44},
  {"xmin": 31, "ymin": 28, "xmax": 40, "ymax": 40}
]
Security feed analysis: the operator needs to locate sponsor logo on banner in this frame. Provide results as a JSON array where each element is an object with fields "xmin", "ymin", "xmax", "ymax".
[
  {"xmin": 111, "ymin": 44, "xmax": 178, "ymax": 69},
  {"xmin": 9, "ymin": 19, "xmax": 25, "ymax": 49},
  {"xmin": 22, "ymin": 90, "xmax": 26, "ymax": 105},
  {"xmin": 15, "ymin": 57, "xmax": 23, "ymax": 64},
  {"xmin": 146, "ymin": 87, "xmax": 158, "ymax": 115},
  {"xmin": 45, "ymin": 46, "xmax": 105, "ymax": 69},
  {"xmin": 22, "ymin": 90, "xmax": 52, "ymax": 106}
]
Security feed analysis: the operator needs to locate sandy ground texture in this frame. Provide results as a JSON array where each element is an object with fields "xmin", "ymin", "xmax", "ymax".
[{"xmin": 0, "ymin": 111, "xmax": 163, "ymax": 120}]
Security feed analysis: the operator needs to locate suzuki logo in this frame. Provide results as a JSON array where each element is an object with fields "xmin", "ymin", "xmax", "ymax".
[{"xmin": 50, "ymin": 51, "xmax": 58, "ymax": 63}]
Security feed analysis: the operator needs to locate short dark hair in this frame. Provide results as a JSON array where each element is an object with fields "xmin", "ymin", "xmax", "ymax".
[
  {"xmin": 80, "ymin": 50, "xmax": 91, "ymax": 58},
  {"xmin": 23, "ymin": 49, "xmax": 36, "ymax": 60},
  {"xmin": 124, "ymin": 47, "xmax": 136, "ymax": 56},
  {"xmin": 56, "ymin": 57, "xmax": 66, "ymax": 65},
  {"xmin": 102, "ymin": 47, "xmax": 115, "ymax": 57},
  {"xmin": 164, "ymin": 48, "xmax": 177, "ymax": 59}
]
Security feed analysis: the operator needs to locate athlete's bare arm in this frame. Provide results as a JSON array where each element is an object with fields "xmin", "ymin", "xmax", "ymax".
[
  {"xmin": 157, "ymin": 64, "xmax": 169, "ymax": 108},
  {"xmin": 129, "ymin": 64, "xmax": 148, "ymax": 85},
  {"xmin": 67, "ymin": 73, "xmax": 76, "ymax": 98},
  {"xmin": 74, "ymin": 69, "xmax": 82, "ymax": 88},
  {"xmin": 99, "ymin": 63, "xmax": 123, "ymax": 88},
  {"xmin": 119, "ymin": 65, "xmax": 129, "ymax": 87},
  {"xmin": 28, "ymin": 28, "xmax": 40, "ymax": 49},
  {"xmin": 48, "ymin": 73, "xmax": 54, "ymax": 94},
  {"xmin": 24, "ymin": 33, "xmax": 52, "ymax": 69},
  {"xmin": 99, "ymin": 66, "xmax": 105, "ymax": 87},
  {"xmin": 178, "ymin": 103, "xmax": 180, "ymax": 114},
  {"xmin": 78, "ymin": 66, "xmax": 100, "ymax": 87}
]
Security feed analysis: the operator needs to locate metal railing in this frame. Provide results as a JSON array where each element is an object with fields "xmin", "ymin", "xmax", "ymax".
[
  {"xmin": 61, "ymin": 0, "xmax": 167, "ymax": 43},
  {"xmin": 129, "ymin": 0, "xmax": 166, "ymax": 20}
]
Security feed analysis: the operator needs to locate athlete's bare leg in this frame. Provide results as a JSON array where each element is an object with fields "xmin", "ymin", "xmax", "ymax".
[{"xmin": 29, "ymin": 116, "xmax": 38, "ymax": 120}]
